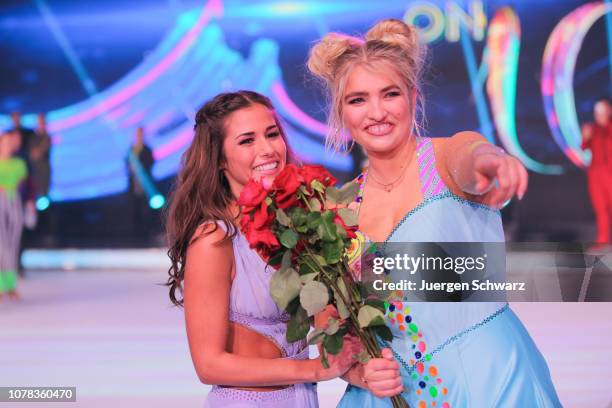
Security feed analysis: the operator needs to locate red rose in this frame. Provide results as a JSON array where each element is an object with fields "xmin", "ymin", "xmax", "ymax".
[
  {"xmin": 301, "ymin": 165, "xmax": 337, "ymax": 188},
  {"xmin": 334, "ymin": 213, "xmax": 357, "ymax": 239},
  {"xmin": 238, "ymin": 179, "xmax": 268, "ymax": 211},
  {"xmin": 240, "ymin": 212, "xmax": 251, "ymax": 231},
  {"xmin": 273, "ymin": 164, "xmax": 303, "ymax": 209},
  {"xmin": 244, "ymin": 225, "xmax": 280, "ymax": 251},
  {"xmin": 252, "ymin": 200, "xmax": 274, "ymax": 230}
]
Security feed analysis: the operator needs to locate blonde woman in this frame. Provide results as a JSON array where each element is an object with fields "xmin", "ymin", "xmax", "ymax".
[{"xmin": 307, "ymin": 19, "xmax": 561, "ymax": 408}]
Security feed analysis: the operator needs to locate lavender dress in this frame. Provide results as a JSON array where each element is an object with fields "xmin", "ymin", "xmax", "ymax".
[{"xmin": 203, "ymin": 222, "xmax": 318, "ymax": 408}]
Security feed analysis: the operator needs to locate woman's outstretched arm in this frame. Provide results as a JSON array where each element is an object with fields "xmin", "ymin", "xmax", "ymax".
[{"xmin": 443, "ymin": 131, "xmax": 528, "ymax": 208}]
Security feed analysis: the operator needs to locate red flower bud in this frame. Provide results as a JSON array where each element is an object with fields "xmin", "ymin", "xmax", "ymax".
[
  {"xmin": 238, "ymin": 179, "xmax": 268, "ymax": 210},
  {"xmin": 301, "ymin": 165, "xmax": 337, "ymax": 188},
  {"xmin": 274, "ymin": 164, "xmax": 303, "ymax": 209}
]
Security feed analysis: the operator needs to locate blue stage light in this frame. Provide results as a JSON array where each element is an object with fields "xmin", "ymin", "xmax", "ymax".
[
  {"xmin": 36, "ymin": 196, "xmax": 50, "ymax": 211},
  {"xmin": 149, "ymin": 194, "xmax": 165, "ymax": 209}
]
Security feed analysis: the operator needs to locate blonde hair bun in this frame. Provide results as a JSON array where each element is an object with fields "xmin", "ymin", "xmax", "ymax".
[
  {"xmin": 307, "ymin": 33, "xmax": 362, "ymax": 82},
  {"xmin": 365, "ymin": 18, "xmax": 419, "ymax": 54},
  {"xmin": 306, "ymin": 18, "xmax": 426, "ymax": 152}
]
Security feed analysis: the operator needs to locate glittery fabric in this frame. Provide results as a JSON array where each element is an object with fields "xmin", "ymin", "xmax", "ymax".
[{"xmin": 341, "ymin": 137, "xmax": 561, "ymax": 408}]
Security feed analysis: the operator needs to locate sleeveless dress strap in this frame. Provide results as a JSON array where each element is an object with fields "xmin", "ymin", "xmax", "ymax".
[
  {"xmin": 354, "ymin": 137, "xmax": 449, "ymax": 212},
  {"xmin": 416, "ymin": 136, "xmax": 448, "ymax": 200}
]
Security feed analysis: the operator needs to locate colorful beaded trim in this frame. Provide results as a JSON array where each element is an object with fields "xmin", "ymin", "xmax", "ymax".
[
  {"xmin": 383, "ymin": 303, "xmax": 509, "ymax": 407},
  {"xmin": 350, "ymin": 137, "xmax": 504, "ymax": 408}
]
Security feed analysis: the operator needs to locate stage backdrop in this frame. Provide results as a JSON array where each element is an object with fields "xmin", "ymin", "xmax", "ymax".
[{"xmin": 0, "ymin": 0, "xmax": 610, "ymax": 246}]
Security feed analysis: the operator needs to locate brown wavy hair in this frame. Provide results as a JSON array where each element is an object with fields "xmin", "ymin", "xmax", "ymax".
[{"xmin": 165, "ymin": 90, "xmax": 290, "ymax": 307}]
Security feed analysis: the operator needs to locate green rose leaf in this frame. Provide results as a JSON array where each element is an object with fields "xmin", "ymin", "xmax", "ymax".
[
  {"xmin": 317, "ymin": 211, "xmax": 338, "ymax": 242},
  {"xmin": 364, "ymin": 298, "xmax": 387, "ymax": 314},
  {"xmin": 333, "ymin": 293, "xmax": 350, "ymax": 320},
  {"xmin": 312, "ymin": 254, "xmax": 328, "ymax": 266},
  {"xmin": 357, "ymin": 305, "xmax": 387, "ymax": 328},
  {"xmin": 333, "ymin": 277, "xmax": 351, "ymax": 319},
  {"xmin": 299, "ymin": 272, "xmax": 318, "ymax": 284},
  {"xmin": 335, "ymin": 223, "xmax": 348, "ymax": 239},
  {"xmin": 337, "ymin": 207, "xmax": 358, "ymax": 227},
  {"xmin": 324, "ymin": 318, "xmax": 340, "ymax": 335},
  {"xmin": 299, "ymin": 256, "xmax": 318, "ymax": 275},
  {"xmin": 311, "ymin": 179, "xmax": 327, "ymax": 194},
  {"xmin": 276, "ymin": 208, "xmax": 292, "ymax": 227},
  {"xmin": 373, "ymin": 324, "xmax": 394, "ymax": 342},
  {"xmin": 307, "ymin": 328, "xmax": 326, "ymax": 345},
  {"xmin": 299, "ymin": 185, "xmax": 313, "ymax": 197},
  {"xmin": 320, "ymin": 347, "xmax": 329, "ymax": 369},
  {"xmin": 323, "ymin": 332, "xmax": 344, "ymax": 355},
  {"xmin": 309, "ymin": 197, "xmax": 322, "ymax": 212},
  {"xmin": 356, "ymin": 282, "xmax": 369, "ymax": 300},
  {"xmin": 338, "ymin": 182, "xmax": 360, "ymax": 204},
  {"xmin": 300, "ymin": 280, "xmax": 329, "ymax": 316},
  {"xmin": 326, "ymin": 182, "xmax": 359, "ymax": 205},
  {"xmin": 279, "ymin": 229, "xmax": 298, "ymax": 249},
  {"xmin": 287, "ymin": 306, "xmax": 310, "ymax": 342},
  {"xmin": 270, "ymin": 267, "xmax": 301, "ymax": 310},
  {"xmin": 322, "ymin": 239, "xmax": 343, "ymax": 264},
  {"xmin": 289, "ymin": 207, "xmax": 308, "ymax": 228},
  {"xmin": 306, "ymin": 212, "xmax": 322, "ymax": 229},
  {"xmin": 268, "ymin": 251, "xmax": 284, "ymax": 267},
  {"xmin": 281, "ymin": 250, "xmax": 293, "ymax": 271},
  {"xmin": 326, "ymin": 186, "xmax": 340, "ymax": 204},
  {"xmin": 285, "ymin": 296, "xmax": 300, "ymax": 315}
]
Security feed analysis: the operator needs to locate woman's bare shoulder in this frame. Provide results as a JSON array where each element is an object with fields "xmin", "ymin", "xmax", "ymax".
[{"xmin": 432, "ymin": 131, "xmax": 486, "ymax": 152}]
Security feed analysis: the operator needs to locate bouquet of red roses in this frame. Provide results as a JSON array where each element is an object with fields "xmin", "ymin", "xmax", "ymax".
[{"xmin": 238, "ymin": 164, "xmax": 408, "ymax": 408}]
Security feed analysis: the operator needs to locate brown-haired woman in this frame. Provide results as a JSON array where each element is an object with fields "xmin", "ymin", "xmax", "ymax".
[{"xmin": 165, "ymin": 91, "xmax": 361, "ymax": 407}]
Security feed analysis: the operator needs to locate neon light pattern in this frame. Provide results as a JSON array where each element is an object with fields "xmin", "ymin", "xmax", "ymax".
[
  {"xmin": 0, "ymin": 1, "xmax": 351, "ymax": 202},
  {"xmin": 3, "ymin": 1, "xmax": 605, "ymax": 201},
  {"xmin": 459, "ymin": 25, "xmax": 495, "ymax": 143},
  {"xmin": 541, "ymin": 2, "xmax": 612, "ymax": 168},
  {"xmin": 486, "ymin": 7, "xmax": 562, "ymax": 174}
]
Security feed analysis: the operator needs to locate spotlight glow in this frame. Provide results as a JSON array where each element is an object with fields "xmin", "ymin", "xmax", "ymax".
[
  {"xmin": 149, "ymin": 194, "xmax": 165, "ymax": 210},
  {"xmin": 36, "ymin": 196, "xmax": 51, "ymax": 211},
  {"xmin": 541, "ymin": 2, "xmax": 612, "ymax": 168}
]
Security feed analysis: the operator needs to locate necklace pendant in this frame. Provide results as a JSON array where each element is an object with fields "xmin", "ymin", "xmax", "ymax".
[{"xmin": 384, "ymin": 184, "xmax": 393, "ymax": 192}]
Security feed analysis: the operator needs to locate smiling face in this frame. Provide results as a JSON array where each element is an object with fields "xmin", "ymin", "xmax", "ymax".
[
  {"xmin": 222, "ymin": 103, "xmax": 287, "ymax": 197},
  {"xmin": 341, "ymin": 64, "xmax": 415, "ymax": 156}
]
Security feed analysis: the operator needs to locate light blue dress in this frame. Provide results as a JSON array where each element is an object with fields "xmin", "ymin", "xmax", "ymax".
[{"xmin": 339, "ymin": 137, "xmax": 561, "ymax": 408}]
